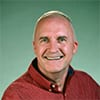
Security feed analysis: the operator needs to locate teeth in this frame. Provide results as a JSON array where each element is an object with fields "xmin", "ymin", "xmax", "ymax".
[
  {"xmin": 44, "ymin": 56, "xmax": 63, "ymax": 60},
  {"xmin": 47, "ymin": 56, "xmax": 60, "ymax": 60}
]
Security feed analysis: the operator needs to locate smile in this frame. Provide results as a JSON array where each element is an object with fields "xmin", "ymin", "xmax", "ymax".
[{"xmin": 44, "ymin": 56, "xmax": 64, "ymax": 60}]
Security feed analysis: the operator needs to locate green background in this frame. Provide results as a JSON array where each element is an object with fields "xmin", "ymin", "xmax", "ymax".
[{"xmin": 0, "ymin": 0, "xmax": 100, "ymax": 98}]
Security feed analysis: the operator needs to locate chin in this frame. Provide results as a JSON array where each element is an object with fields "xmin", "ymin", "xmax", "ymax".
[{"xmin": 45, "ymin": 65, "xmax": 66, "ymax": 73}]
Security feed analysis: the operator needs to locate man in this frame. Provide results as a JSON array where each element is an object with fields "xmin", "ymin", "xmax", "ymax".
[{"xmin": 2, "ymin": 10, "xmax": 100, "ymax": 100}]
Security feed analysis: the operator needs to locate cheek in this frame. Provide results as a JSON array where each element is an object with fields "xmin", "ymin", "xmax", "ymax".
[
  {"xmin": 34, "ymin": 44, "xmax": 46, "ymax": 56},
  {"xmin": 34, "ymin": 44, "xmax": 40, "ymax": 56},
  {"xmin": 62, "ymin": 44, "xmax": 74, "ymax": 55}
]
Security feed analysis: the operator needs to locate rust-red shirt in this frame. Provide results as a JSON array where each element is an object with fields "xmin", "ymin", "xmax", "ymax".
[{"xmin": 2, "ymin": 58, "xmax": 100, "ymax": 100}]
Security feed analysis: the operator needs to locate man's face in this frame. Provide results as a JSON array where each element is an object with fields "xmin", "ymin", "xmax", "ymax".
[{"xmin": 33, "ymin": 17, "xmax": 78, "ymax": 74}]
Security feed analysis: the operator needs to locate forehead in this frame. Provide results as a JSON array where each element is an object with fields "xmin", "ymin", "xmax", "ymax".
[
  {"xmin": 34, "ymin": 16, "xmax": 73, "ymax": 39},
  {"xmin": 36, "ymin": 16, "xmax": 71, "ymax": 28}
]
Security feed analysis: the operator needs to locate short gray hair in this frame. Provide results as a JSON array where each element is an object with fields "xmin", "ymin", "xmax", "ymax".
[{"xmin": 37, "ymin": 10, "xmax": 72, "ymax": 24}]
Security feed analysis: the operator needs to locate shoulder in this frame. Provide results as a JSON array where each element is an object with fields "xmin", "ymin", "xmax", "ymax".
[
  {"xmin": 74, "ymin": 70, "xmax": 97, "ymax": 83},
  {"xmin": 74, "ymin": 70, "xmax": 95, "ymax": 79},
  {"xmin": 72, "ymin": 70, "xmax": 99, "ymax": 89},
  {"xmin": 74, "ymin": 70, "xmax": 93, "ymax": 79},
  {"xmin": 69, "ymin": 70, "xmax": 100, "ymax": 98},
  {"xmin": 2, "ymin": 83, "xmax": 21, "ymax": 100},
  {"xmin": 2, "ymin": 72, "xmax": 33, "ymax": 100}
]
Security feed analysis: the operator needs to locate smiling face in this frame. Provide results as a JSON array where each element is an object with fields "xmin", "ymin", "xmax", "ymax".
[{"xmin": 33, "ymin": 16, "xmax": 78, "ymax": 76}]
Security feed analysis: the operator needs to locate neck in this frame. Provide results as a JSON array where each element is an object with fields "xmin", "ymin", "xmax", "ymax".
[
  {"xmin": 52, "ymin": 68, "xmax": 68, "ymax": 91},
  {"xmin": 39, "ymin": 67, "xmax": 69, "ymax": 91}
]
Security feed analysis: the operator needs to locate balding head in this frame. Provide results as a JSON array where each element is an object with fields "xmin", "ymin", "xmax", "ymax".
[{"xmin": 33, "ymin": 10, "xmax": 77, "ymax": 41}]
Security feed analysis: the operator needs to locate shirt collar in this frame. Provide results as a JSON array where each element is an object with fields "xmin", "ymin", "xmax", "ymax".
[{"xmin": 28, "ymin": 58, "xmax": 74, "ymax": 93}]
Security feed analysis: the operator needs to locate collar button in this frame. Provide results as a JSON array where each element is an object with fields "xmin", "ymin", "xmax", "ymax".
[
  {"xmin": 51, "ymin": 84, "xmax": 56, "ymax": 88},
  {"xmin": 49, "ymin": 89, "xmax": 52, "ymax": 92}
]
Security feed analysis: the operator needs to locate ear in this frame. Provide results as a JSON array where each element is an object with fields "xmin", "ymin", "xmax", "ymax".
[
  {"xmin": 32, "ymin": 41, "xmax": 36, "ymax": 54},
  {"xmin": 73, "ymin": 41, "xmax": 78, "ymax": 54}
]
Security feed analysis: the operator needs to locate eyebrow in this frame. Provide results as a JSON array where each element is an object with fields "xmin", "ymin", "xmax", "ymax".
[
  {"xmin": 57, "ymin": 36, "xmax": 68, "ymax": 39},
  {"xmin": 39, "ymin": 36, "xmax": 68, "ymax": 40},
  {"xmin": 39, "ymin": 36, "xmax": 48, "ymax": 40}
]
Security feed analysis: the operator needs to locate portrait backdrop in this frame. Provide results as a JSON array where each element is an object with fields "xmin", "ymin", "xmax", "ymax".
[{"xmin": 0, "ymin": 0, "xmax": 100, "ymax": 98}]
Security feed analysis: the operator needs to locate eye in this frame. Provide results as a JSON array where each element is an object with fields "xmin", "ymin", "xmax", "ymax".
[
  {"xmin": 39, "ymin": 37, "xmax": 49, "ymax": 43},
  {"xmin": 57, "ymin": 36, "xmax": 67, "ymax": 43}
]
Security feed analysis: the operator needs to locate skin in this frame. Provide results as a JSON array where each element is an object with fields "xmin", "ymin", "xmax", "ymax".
[{"xmin": 33, "ymin": 16, "xmax": 78, "ymax": 91}]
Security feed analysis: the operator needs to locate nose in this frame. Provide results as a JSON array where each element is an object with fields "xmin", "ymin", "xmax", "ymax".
[{"xmin": 48, "ymin": 40, "xmax": 58, "ymax": 53}]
